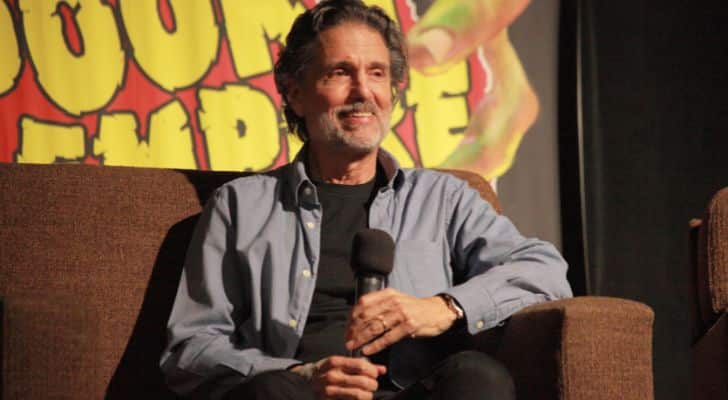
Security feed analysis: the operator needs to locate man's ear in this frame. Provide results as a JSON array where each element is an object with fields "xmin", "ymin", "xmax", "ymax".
[{"xmin": 287, "ymin": 80, "xmax": 304, "ymax": 117}]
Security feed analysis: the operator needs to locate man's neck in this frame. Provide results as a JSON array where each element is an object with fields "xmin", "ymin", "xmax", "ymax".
[{"xmin": 307, "ymin": 145, "xmax": 378, "ymax": 185}]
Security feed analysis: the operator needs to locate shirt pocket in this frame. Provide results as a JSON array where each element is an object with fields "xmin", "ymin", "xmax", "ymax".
[{"xmin": 393, "ymin": 240, "xmax": 450, "ymax": 297}]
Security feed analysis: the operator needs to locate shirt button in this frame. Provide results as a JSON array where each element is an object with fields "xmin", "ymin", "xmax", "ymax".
[
  {"xmin": 306, "ymin": 221, "xmax": 315, "ymax": 229},
  {"xmin": 288, "ymin": 319, "xmax": 298, "ymax": 328},
  {"xmin": 303, "ymin": 187, "xmax": 312, "ymax": 196},
  {"xmin": 476, "ymin": 320, "xmax": 485, "ymax": 329},
  {"xmin": 302, "ymin": 269, "xmax": 312, "ymax": 278}
]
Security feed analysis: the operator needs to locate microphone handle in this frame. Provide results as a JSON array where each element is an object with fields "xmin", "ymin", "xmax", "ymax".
[
  {"xmin": 351, "ymin": 274, "xmax": 386, "ymax": 357},
  {"xmin": 355, "ymin": 274, "xmax": 385, "ymax": 300}
]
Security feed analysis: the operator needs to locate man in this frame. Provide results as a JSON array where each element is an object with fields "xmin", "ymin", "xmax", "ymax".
[{"xmin": 160, "ymin": 1, "xmax": 572, "ymax": 399}]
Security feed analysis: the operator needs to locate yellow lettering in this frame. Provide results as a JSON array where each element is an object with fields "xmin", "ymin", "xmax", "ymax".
[
  {"xmin": 0, "ymin": 1, "xmax": 21, "ymax": 95},
  {"xmin": 21, "ymin": 0, "xmax": 124, "ymax": 116},
  {"xmin": 220, "ymin": 0, "xmax": 304, "ymax": 79},
  {"xmin": 406, "ymin": 62, "xmax": 470, "ymax": 167},
  {"xmin": 16, "ymin": 117, "xmax": 86, "ymax": 163},
  {"xmin": 93, "ymin": 100, "xmax": 197, "ymax": 169},
  {"xmin": 119, "ymin": 0, "xmax": 219, "ymax": 92},
  {"xmin": 199, "ymin": 84, "xmax": 280, "ymax": 171}
]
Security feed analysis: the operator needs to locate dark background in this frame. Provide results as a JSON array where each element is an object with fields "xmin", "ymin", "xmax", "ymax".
[{"xmin": 560, "ymin": 1, "xmax": 728, "ymax": 399}]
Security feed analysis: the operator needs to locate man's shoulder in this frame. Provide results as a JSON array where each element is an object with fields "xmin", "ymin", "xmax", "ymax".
[
  {"xmin": 398, "ymin": 168, "xmax": 487, "ymax": 210},
  {"xmin": 213, "ymin": 164, "xmax": 291, "ymax": 201},
  {"xmin": 400, "ymin": 168, "xmax": 469, "ymax": 192}
]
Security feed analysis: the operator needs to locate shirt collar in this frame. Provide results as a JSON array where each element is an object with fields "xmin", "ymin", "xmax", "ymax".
[{"xmin": 287, "ymin": 144, "xmax": 405, "ymax": 205}]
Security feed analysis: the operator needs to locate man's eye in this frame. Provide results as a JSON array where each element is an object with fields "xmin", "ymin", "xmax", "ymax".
[
  {"xmin": 330, "ymin": 69, "xmax": 347, "ymax": 77},
  {"xmin": 371, "ymin": 69, "xmax": 386, "ymax": 78}
]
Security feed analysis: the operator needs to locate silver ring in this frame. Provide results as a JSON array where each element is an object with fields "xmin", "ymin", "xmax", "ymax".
[{"xmin": 377, "ymin": 315, "xmax": 389, "ymax": 331}]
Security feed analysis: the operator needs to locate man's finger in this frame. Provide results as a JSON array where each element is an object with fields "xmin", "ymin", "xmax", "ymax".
[
  {"xmin": 325, "ymin": 356, "xmax": 383, "ymax": 379},
  {"xmin": 319, "ymin": 368, "xmax": 379, "ymax": 392},
  {"xmin": 406, "ymin": 0, "xmax": 530, "ymax": 73},
  {"xmin": 361, "ymin": 324, "xmax": 410, "ymax": 356},
  {"xmin": 348, "ymin": 291, "xmax": 407, "ymax": 334},
  {"xmin": 351, "ymin": 288, "xmax": 398, "ymax": 314},
  {"xmin": 345, "ymin": 311, "xmax": 399, "ymax": 350},
  {"xmin": 323, "ymin": 385, "xmax": 374, "ymax": 400}
]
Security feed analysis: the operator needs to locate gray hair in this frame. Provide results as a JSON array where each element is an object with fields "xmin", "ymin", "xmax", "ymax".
[{"xmin": 274, "ymin": 0, "xmax": 408, "ymax": 141}]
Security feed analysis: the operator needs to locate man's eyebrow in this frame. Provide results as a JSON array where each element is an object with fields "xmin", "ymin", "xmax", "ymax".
[
  {"xmin": 322, "ymin": 60, "xmax": 390, "ymax": 70},
  {"xmin": 324, "ymin": 61, "xmax": 354, "ymax": 70},
  {"xmin": 368, "ymin": 61, "xmax": 389, "ymax": 70}
]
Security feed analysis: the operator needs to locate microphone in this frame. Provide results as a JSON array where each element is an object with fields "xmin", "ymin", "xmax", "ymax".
[{"xmin": 350, "ymin": 229, "xmax": 395, "ymax": 357}]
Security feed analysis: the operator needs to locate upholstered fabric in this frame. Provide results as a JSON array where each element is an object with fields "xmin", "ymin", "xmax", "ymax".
[
  {"xmin": 691, "ymin": 187, "xmax": 728, "ymax": 400},
  {"xmin": 698, "ymin": 188, "xmax": 728, "ymax": 320},
  {"xmin": 0, "ymin": 164, "xmax": 211, "ymax": 399},
  {"xmin": 0, "ymin": 162, "xmax": 651, "ymax": 400},
  {"xmin": 474, "ymin": 297, "xmax": 654, "ymax": 400}
]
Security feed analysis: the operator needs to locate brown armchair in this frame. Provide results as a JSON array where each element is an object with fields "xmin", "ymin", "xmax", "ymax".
[
  {"xmin": 445, "ymin": 169, "xmax": 655, "ymax": 400},
  {"xmin": 0, "ymin": 163, "xmax": 654, "ymax": 399},
  {"xmin": 690, "ymin": 187, "xmax": 728, "ymax": 399}
]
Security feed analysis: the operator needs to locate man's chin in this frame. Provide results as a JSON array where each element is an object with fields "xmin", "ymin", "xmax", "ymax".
[
  {"xmin": 332, "ymin": 137, "xmax": 382, "ymax": 155},
  {"xmin": 324, "ymin": 126, "xmax": 385, "ymax": 154}
]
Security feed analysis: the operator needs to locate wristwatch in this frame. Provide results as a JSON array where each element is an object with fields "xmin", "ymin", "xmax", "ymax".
[{"xmin": 438, "ymin": 293, "xmax": 464, "ymax": 320}]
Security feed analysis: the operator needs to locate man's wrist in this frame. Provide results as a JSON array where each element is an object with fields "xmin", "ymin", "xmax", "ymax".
[{"xmin": 437, "ymin": 293, "xmax": 464, "ymax": 320}]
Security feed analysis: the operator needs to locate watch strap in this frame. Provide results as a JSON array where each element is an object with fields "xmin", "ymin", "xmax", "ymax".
[{"xmin": 438, "ymin": 293, "xmax": 464, "ymax": 320}]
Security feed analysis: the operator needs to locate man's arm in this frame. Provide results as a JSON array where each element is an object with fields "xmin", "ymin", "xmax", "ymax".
[
  {"xmin": 345, "ymin": 175, "xmax": 572, "ymax": 353},
  {"xmin": 160, "ymin": 187, "xmax": 299, "ymax": 396},
  {"xmin": 442, "ymin": 178, "xmax": 573, "ymax": 334}
]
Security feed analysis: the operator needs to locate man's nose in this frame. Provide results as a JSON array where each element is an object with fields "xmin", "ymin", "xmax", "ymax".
[{"xmin": 349, "ymin": 71, "xmax": 374, "ymax": 102}]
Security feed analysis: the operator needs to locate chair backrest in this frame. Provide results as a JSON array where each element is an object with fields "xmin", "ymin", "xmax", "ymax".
[
  {"xmin": 690, "ymin": 187, "xmax": 728, "ymax": 400},
  {"xmin": 690, "ymin": 187, "xmax": 728, "ymax": 339},
  {"xmin": 0, "ymin": 163, "xmax": 216, "ymax": 399}
]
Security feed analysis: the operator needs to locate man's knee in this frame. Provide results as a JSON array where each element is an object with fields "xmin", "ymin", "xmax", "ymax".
[
  {"xmin": 224, "ymin": 370, "xmax": 315, "ymax": 400},
  {"xmin": 433, "ymin": 350, "xmax": 515, "ymax": 399}
]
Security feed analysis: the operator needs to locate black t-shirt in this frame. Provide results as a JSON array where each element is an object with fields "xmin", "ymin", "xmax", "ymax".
[{"xmin": 295, "ymin": 166, "xmax": 386, "ymax": 363}]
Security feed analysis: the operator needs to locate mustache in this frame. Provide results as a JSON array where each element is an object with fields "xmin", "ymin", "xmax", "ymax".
[{"xmin": 334, "ymin": 101, "xmax": 379, "ymax": 116}]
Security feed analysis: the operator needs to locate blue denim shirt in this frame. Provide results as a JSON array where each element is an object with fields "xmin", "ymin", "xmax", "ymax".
[{"xmin": 160, "ymin": 148, "xmax": 572, "ymax": 397}]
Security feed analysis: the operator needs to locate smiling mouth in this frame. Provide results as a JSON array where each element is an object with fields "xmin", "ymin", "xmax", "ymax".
[
  {"xmin": 341, "ymin": 111, "xmax": 373, "ymax": 117},
  {"xmin": 336, "ymin": 101, "xmax": 378, "ymax": 121},
  {"xmin": 338, "ymin": 110, "xmax": 376, "ymax": 123}
]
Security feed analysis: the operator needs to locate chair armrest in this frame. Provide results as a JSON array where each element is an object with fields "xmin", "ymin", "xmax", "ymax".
[{"xmin": 472, "ymin": 297, "xmax": 654, "ymax": 400}]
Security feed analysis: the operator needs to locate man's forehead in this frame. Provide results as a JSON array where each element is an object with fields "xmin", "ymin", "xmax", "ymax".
[{"xmin": 312, "ymin": 23, "xmax": 390, "ymax": 66}]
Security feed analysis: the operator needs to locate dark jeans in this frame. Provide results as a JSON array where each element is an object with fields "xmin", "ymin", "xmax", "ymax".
[{"xmin": 223, "ymin": 351, "xmax": 515, "ymax": 400}]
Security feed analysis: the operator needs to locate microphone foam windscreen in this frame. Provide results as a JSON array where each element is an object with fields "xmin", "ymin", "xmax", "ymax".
[{"xmin": 351, "ymin": 229, "xmax": 395, "ymax": 275}]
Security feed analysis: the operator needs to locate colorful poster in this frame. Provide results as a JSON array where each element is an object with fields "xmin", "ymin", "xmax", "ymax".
[{"xmin": 0, "ymin": 0, "xmax": 537, "ymax": 180}]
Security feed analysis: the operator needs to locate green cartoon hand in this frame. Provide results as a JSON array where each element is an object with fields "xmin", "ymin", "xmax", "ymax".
[{"xmin": 407, "ymin": 0, "xmax": 538, "ymax": 180}]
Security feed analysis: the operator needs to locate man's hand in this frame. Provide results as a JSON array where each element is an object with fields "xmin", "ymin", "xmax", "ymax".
[
  {"xmin": 344, "ymin": 288, "xmax": 458, "ymax": 355},
  {"xmin": 291, "ymin": 356, "xmax": 386, "ymax": 400}
]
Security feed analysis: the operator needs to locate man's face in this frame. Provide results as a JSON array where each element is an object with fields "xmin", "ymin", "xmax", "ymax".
[{"xmin": 289, "ymin": 23, "xmax": 393, "ymax": 154}]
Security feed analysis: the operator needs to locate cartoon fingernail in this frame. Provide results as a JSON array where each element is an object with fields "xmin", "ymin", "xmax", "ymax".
[{"xmin": 417, "ymin": 28, "xmax": 454, "ymax": 64}]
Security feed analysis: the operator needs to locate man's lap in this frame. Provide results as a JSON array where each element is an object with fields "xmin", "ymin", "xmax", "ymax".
[{"xmin": 223, "ymin": 351, "xmax": 514, "ymax": 400}]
